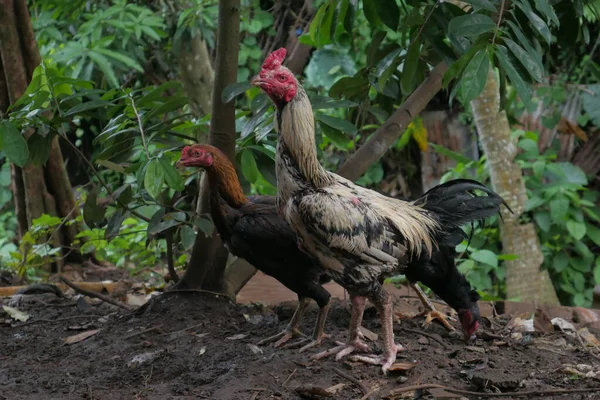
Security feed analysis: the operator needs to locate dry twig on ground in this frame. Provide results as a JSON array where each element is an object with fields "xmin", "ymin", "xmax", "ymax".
[{"xmin": 60, "ymin": 276, "xmax": 133, "ymax": 311}]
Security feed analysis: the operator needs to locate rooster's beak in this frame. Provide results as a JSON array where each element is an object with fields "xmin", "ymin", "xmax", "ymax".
[
  {"xmin": 251, "ymin": 76, "xmax": 264, "ymax": 87},
  {"xmin": 175, "ymin": 159, "xmax": 185, "ymax": 169}
]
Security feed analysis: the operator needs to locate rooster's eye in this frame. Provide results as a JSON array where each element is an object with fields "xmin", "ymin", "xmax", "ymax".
[{"xmin": 278, "ymin": 75, "xmax": 286, "ymax": 81}]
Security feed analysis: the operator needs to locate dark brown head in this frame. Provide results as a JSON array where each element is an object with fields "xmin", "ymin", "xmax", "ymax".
[
  {"xmin": 457, "ymin": 290, "xmax": 481, "ymax": 341},
  {"xmin": 251, "ymin": 48, "xmax": 298, "ymax": 106},
  {"xmin": 178, "ymin": 144, "xmax": 222, "ymax": 169}
]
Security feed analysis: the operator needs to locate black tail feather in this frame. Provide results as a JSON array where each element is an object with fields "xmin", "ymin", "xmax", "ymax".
[{"xmin": 413, "ymin": 179, "xmax": 511, "ymax": 246}]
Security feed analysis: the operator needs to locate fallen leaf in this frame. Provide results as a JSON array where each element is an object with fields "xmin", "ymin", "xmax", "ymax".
[
  {"xmin": 2, "ymin": 306, "xmax": 30, "ymax": 322},
  {"xmin": 126, "ymin": 294, "xmax": 148, "ymax": 307},
  {"xmin": 388, "ymin": 362, "xmax": 416, "ymax": 372},
  {"xmin": 325, "ymin": 383, "xmax": 345, "ymax": 394},
  {"xmin": 247, "ymin": 344, "xmax": 263, "ymax": 354},
  {"xmin": 534, "ymin": 307, "xmax": 553, "ymax": 333},
  {"xmin": 507, "ymin": 317, "xmax": 535, "ymax": 332},
  {"xmin": 226, "ymin": 333, "xmax": 248, "ymax": 340},
  {"xmin": 198, "ymin": 346, "xmax": 206, "ymax": 356},
  {"xmin": 464, "ymin": 346, "xmax": 486, "ymax": 354},
  {"xmin": 578, "ymin": 328, "xmax": 600, "ymax": 346},
  {"xmin": 359, "ymin": 326, "xmax": 378, "ymax": 342},
  {"xmin": 552, "ymin": 317, "xmax": 575, "ymax": 332},
  {"xmin": 127, "ymin": 350, "xmax": 164, "ymax": 367},
  {"xmin": 417, "ymin": 336, "xmax": 429, "ymax": 345},
  {"xmin": 64, "ymin": 329, "xmax": 99, "ymax": 345}
]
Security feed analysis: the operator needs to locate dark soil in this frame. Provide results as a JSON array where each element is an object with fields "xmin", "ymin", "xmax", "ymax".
[{"xmin": 2, "ymin": 291, "xmax": 600, "ymax": 400}]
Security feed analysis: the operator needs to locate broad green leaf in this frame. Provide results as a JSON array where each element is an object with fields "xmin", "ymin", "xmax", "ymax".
[
  {"xmin": 429, "ymin": 143, "xmax": 473, "ymax": 164},
  {"xmin": 317, "ymin": 1, "xmax": 336, "ymax": 46},
  {"xmin": 497, "ymin": 254, "xmax": 519, "ymax": 261},
  {"xmin": 570, "ymin": 258, "xmax": 590, "ymax": 273},
  {"xmin": 148, "ymin": 214, "xmax": 183, "ymax": 236},
  {"xmin": 504, "ymin": 39, "xmax": 543, "ymax": 82},
  {"xmin": 518, "ymin": 138, "xmax": 539, "ymax": 155},
  {"xmin": 105, "ymin": 209, "xmax": 129, "ymax": 242},
  {"xmin": 566, "ymin": 220, "xmax": 586, "ymax": 240},
  {"xmin": 552, "ymin": 252, "xmax": 568, "ymax": 273},
  {"xmin": 533, "ymin": 211, "xmax": 551, "ymax": 232},
  {"xmin": 0, "ymin": 120, "xmax": 29, "ymax": 167},
  {"xmin": 374, "ymin": 0, "xmax": 399, "ymax": 30},
  {"xmin": 315, "ymin": 114, "xmax": 358, "ymax": 135},
  {"xmin": 311, "ymin": 98, "xmax": 358, "ymax": 110},
  {"xmin": 549, "ymin": 196, "xmax": 569, "ymax": 221},
  {"xmin": 88, "ymin": 51, "xmax": 119, "ymax": 88},
  {"xmin": 363, "ymin": 0, "xmax": 380, "ymax": 29},
  {"xmin": 495, "ymin": 45, "xmax": 531, "ymax": 105},
  {"xmin": 587, "ymin": 224, "xmax": 600, "ymax": 246},
  {"xmin": 594, "ymin": 258, "xmax": 600, "ymax": 284},
  {"xmin": 221, "ymin": 82, "xmax": 252, "ymax": 104},
  {"xmin": 525, "ymin": 196, "xmax": 546, "ymax": 211},
  {"xmin": 460, "ymin": 49, "xmax": 489, "ymax": 102},
  {"xmin": 375, "ymin": 48, "xmax": 402, "ymax": 90},
  {"xmin": 94, "ymin": 48, "xmax": 144, "ymax": 72},
  {"xmin": 65, "ymin": 100, "xmax": 113, "ymax": 116},
  {"xmin": 96, "ymin": 159, "xmax": 125, "ymax": 173},
  {"xmin": 309, "ymin": 3, "xmax": 327, "ymax": 43},
  {"xmin": 193, "ymin": 215, "xmax": 215, "ymax": 236},
  {"xmin": 515, "ymin": 0, "xmax": 551, "ymax": 44},
  {"xmin": 329, "ymin": 76, "xmax": 369, "ymax": 98},
  {"xmin": 180, "ymin": 225, "xmax": 196, "ymax": 250},
  {"xmin": 582, "ymin": 84, "xmax": 600, "ymax": 126},
  {"xmin": 546, "ymin": 162, "xmax": 588, "ymax": 185},
  {"xmin": 533, "ymin": 0, "xmax": 559, "ymax": 26},
  {"xmin": 27, "ymin": 133, "xmax": 53, "ymax": 167},
  {"xmin": 471, "ymin": 249, "xmax": 498, "ymax": 268},
  {"xmin": 505, "ymin": 20, "xmax": 542, "ymax": 65},
  {"xmin": 83, "ymin": 187, "xmax": 105, "ymax": 229},
  {"xmin": 319, "ymin": 122, "xmax": 351, "ymax": 150},
  {"xmin": 460, "ymin": 0, "xmax": 497, "ymax": 12},
  {"xmin": 144, "ymin": 159, "xmax": 165, "ymax": 200},
  {"xmin": 448, "ymin": 14, "xmax": 496, "ymax": 37},
  {"xmin": 401, "ymin": 39, "xmax": 420, "ymax": 96},
  {"xmin": 240, "ymin": 149, "xmax": 259, "ymax": 184},
  {"xmin": 443, "ymin": 41, "xmax": 484, "ymax": 88},
  {"xmin": 159, "ymin": 157, "xmax": 185, "ymax": 191}
]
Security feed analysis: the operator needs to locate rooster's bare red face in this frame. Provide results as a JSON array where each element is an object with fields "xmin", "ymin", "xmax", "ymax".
[
  {"xmin": 251, "ymin": 48, "xmax": 297, "ymax": 104},
  {"xmin": 178, "ymin": 145, "xmax": 214, "ymax": 168}
]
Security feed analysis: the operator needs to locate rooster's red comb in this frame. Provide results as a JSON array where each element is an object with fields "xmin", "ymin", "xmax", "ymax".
[{"xmin": 261, "ymin": 48, "xmax": 287, "ymax": 71}]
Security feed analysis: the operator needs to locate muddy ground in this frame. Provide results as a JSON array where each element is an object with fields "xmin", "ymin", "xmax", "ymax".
[{"xmin": 2, "ymin": 290, "xmax": 600, "ymax": 400}]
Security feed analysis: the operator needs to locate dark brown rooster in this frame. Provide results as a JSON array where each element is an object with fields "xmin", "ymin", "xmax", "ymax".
[
  {"xmin": 252, "ymin": 48, "xmax": 509, "ymax": 374},
  {"xmin": 177, "ymin": 144, "xmax": 331, "ymax": 351}
]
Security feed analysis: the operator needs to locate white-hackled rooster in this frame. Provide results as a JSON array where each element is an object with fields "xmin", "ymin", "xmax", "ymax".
[{"xmin": 252, "ymin": 48, "xmax": 508, "ymax": 374}]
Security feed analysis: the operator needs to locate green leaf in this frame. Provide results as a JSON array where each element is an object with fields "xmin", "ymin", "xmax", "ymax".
[
  {"xmin": 319, "ymin": 121, "xmax": 351, "ymax": 150},
  {"xmin": 317, "ymin": 1, "xmax": 336, "ymax": 46},
  {"xmin": 594, "ymin": 258, "xmax": 600, "ymax": 284},
  {"xmin": 549, "ymin": 196, "xmax": 569, "ymax": 221},
  {"xmin": 525, "ymin": 196, "xmax": 546, "ymax": 211},
  {"xmin": 552, "ymin": 252, "xmax": 568, "ymax": 272},
  {"xmin": 533, "ymin": 211, "xmax": 551, "ymax": 232},
  {"xmin": 582, "ymin": 84, "xmax": 600, "ymax": 126},
  {"xmin": 96, "ymin": 159, "xmax": 125, "ymax": 173},
  {"xmin": 159, "ymin": 157, "xmax": 185, "ymax": 191},
  {"xmin": 148, "ymin": 212, "xmax": 185, "ymax": 236},
  {"xmin": 65, "ymin": 100, "xmax": 113, "ymax": 116},
  {"xmin": 88, "ymin": 51, "xmax": 119, "ymax": 88},
  {"xmin": 309, "ymin": 3, "xmax": 327, "ymax": 43},
  {"xmin": 448, "ymin": 14, "xmax": 496, "ymax": 37},
  {"xmin": 587, "ymin": 224, "xmax": 600, "ymax": 247},
  {"xmin": 533, "ymin": 0, "xmax": 559, "ymax": 27},
  {"xmin": 518, "ymin": 138, "xmax": 539, "ymax": 155},
  {"xmin": 497, "ymin": 254, "xmax": 519, "ymax": 261},
  {"xmin": 515, "ymin": 0, "xmax": 551, "ymax": 44},
  {"xmin": 105, "ymin": 209, "xmax": 129, "ymax": 242},
  {"xmin": 221, "ymin": 82, "xmax": 253, "ymax": 104},
  {"xmin": 193, "ymin": 215, "xmax": 214, "ymax": 236},
  {"xmin": 240, "ymin": 149, "xmax": 259, "ymax": 184},
  {"xmin": 504, "ymin": 39, "xmax": 543, "ymax": 82},
  {"xmin": 0, "ymin": 120, "xmax": 29, "ymax": 167},
  {"xmin": 374, "ymin": 0, "xmax": 399, "ymax": 30},
  {"xmin": 505, "ymin": 20, "xmax": 541, "ymax": 65},
  {"xmin": 442, "ymin": 41, "xmax": 484, "ymax": 88},
  {"xmin": 315, "ymin": 114, "xmax": 358, "ymax": 135},
  {"xmin": 566, "ymin": 220, "xmax": 586, "ymax": 240},
  {"xmin": 329, "ymin": 76, "xmax": 369, "ymax": 98},
  {"xmin": 401, "ymin": 39, "xmax": 420, "ymax": 96},
  {"xmin": 460, "ymin": 49, "xmax": 489, "ymax": 102},
  {"xmin": 362, "ymin": 0, "xmax": 380, "ymax": 29},
  {"xmin": 144, "ymin": 159, "xmax": 165, "ymax": 200},
  {"xmin": 94, "ymin": 48, "xmax": 144, "ymax": 72},
  {"xmin": 460, "ymin": 0, "xmax": 497, "ymax": 12},
  {"xmin": 471, "ymin": 249, "xmax": 498, "ymax": 268},
  {"xmin": 429, "ymin": 143, "xmax": 473, "ymax": 164},
  {"xmin": 495, "ymin": 45, "xmax": 531, "ymax": 105},
  {"xmin": 83, "ymin": 187, "xmax": 105, "ymax": 229},
  {"xmin": 180, "ymin": 225, "xmax": 196, "ymax": 250},
  {"xmin": 27, "ymin": 133, "xmax": 53, "ymax": 167}
]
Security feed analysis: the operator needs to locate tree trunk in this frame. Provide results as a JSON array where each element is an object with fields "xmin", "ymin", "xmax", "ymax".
[
  {"xmin": 174, "ymin": 0, "xmax": 256, "ymax": 296},
  {"xmin": 0, "ymin": 0, "xmax": 83, "ymax": 271},
  {"xmin": 471, "ymin": 70, "xmax": 559, "ymax": 305},
  {"xmin": 177, "ymin": 31, "xmax": 214, "ymax": 117}
]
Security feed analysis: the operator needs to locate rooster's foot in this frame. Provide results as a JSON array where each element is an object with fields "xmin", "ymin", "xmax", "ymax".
[
  {"xmin": 311, "ymin": 338, "xmax": 371, "ymax": 361},
  {"xmin": 421, "ymin": 310, "xmax": 456, "ymax": 332},
  {"xmin": 257, "ymin": 328, "xmax": 306, "ymax": 347},
  {"xmin": 283, "ymin": 332, "xmax": 331, "ymax": 352},
  {"xmin": 349, "ymin": 344, "xmax": 405, "ymax": 375}
]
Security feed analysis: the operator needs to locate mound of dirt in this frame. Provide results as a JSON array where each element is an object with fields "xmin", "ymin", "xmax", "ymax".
[{"xmin": 1, "ymin": 291, "xmax": 600, "ymax": 399}]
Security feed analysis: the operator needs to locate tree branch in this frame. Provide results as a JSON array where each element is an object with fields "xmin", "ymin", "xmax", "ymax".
[{"xmin": 337, "ymin": 62, "xmax": 447, "ymax": 182}]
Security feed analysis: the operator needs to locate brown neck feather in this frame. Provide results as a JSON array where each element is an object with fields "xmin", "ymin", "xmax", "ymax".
[{"xmin": 207, "ymin": 156, "xmax": 248, "ymax": 208}]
